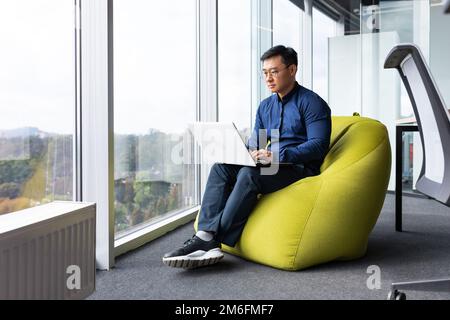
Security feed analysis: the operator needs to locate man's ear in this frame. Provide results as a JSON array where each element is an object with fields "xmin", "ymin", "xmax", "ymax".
[{"xmin": 289, "ymin": 64, "xmax": 297, "ymax": 77}]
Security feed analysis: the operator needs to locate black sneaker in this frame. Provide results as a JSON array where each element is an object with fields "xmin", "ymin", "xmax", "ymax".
[{"xmin": 162, "ymin": 235, "xmax": 223, "ymax": 269}]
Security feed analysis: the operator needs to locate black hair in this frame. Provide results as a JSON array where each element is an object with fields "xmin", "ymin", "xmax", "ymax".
[{"xmin": 260, "ymin": 45, "xmax": 298, "ymax": 67}]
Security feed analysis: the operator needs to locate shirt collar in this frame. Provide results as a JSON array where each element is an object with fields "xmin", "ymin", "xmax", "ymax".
[{"xmin": 276, "ymin": 81, "xmax": 300, "ymax": 104}]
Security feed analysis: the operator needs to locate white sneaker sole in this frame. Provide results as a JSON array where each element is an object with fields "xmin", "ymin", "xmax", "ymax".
[{"xmin": 162, "ymin": 248, "xmax": 224, "ymax": 269}]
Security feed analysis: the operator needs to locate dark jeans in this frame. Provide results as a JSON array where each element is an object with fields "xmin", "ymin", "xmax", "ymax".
[{"xmin": 198, "ymin": 163, "xmax": 314, "ymax": 247}]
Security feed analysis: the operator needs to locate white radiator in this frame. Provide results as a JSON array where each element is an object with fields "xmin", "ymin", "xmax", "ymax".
[{"xmin": 0, "ymin": 201, "xmax": 96, "ymax": 300}]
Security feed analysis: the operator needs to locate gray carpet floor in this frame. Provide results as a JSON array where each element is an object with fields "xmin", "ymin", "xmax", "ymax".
[{"xmin": 89, "ymin": 193, "xmax": 450, "ymax": 300}]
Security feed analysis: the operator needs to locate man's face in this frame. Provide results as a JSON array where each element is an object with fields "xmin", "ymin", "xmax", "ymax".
[{"xmin": 262, "ymin": 55, "xmax": 297, "ymax": 94}]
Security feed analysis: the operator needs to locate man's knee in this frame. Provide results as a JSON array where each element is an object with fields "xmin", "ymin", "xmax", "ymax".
[
  {"xmin": 237, "ymin": 167, "xmax": 260, "ymax": 188},
  {"xmin": 238, "ymin": 166, "xmax": 257, "ymax": 177},
  {"xmin": 211, "ymin": 162, "xmax": 226, "ymax": 175},
  {"xmin": 210, "ymin": 162, "xmax": 223, "ymax": 172},
  {"xmin": 210, "ymin": 162, "xmax": 234, "ymax": 181}
]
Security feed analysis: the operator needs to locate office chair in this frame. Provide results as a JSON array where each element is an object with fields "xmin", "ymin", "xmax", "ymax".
[{"xmin": 384, "ymin": 44, "xmax": 450, "ymax": 299}]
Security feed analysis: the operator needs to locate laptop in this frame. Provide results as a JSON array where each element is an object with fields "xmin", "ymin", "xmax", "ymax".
[{"xmin": 190, "ymin": 121, "xmax": 293, "ymax": 167}]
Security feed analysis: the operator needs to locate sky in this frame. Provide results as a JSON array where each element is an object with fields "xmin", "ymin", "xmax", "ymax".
[
  {"xmin": 0, "ymin": 0, "xmax": 75, "ymax": 134},
  {"xmin": 0, "ymin": 0, "xmax": 199, "ymax": 135},
  {"xmin": 0, "ymin": 0, "xmax": 346, "ymax": 136},
  {"xmin": 217, "ymin": 0, "xmax": 252, "ymax": 132},
  {"xmin": 113, "ymin": 0, "xmax": 197, "ymax": 135}
]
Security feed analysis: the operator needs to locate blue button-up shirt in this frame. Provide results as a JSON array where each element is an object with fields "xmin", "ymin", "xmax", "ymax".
[{"xmin": 247, "ymin": 82, "xmax": 332, "ymax": 175}]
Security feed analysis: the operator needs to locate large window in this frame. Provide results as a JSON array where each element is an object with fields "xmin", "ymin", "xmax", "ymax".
[
  {"xmin": 273, "ymin": 0, "xmax": 304, "ymax": 84},
  {"xmin": 312, "ymin": 7, "xmax": 338, "ymax": 103},
  {"xmin": 113, "ymin": 0, "xmax": 198, "ymax": 237},
  {"xmin": 218, "ymin": 0, "xmax": 252, "ymax": 133},
  {"xmin": 0, "ymin": 0, "xmax": 75, "ymax": 215}
]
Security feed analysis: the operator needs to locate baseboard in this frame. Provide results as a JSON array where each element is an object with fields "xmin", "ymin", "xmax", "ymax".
[{"xmin": 386, "ymin": 190, "xmax": 429, "ymax": 199}]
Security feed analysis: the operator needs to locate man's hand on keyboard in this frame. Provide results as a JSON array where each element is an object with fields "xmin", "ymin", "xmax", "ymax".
[{"xmin": 251, "ymin": 149, "xmax": 272, "ymax": 164}]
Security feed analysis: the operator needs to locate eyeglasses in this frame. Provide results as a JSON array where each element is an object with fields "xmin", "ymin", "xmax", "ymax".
[{"xmin": 260, "ymin": 65, "xmax": 291, "ymax": 79}]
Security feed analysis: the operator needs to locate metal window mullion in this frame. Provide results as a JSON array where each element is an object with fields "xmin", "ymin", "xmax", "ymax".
[
  {"xmin": 303, "ymin": 0, "xmax": 313, "ymax": 89},
  {"xmin": 195, "ymin": 0, "xmax": 201, "ymax": 206},
  {"xmin": 80, "ymin": 0, "xmax": 114, "ymax": 270},
  {"xmin": 198, "ymin": 0, "xmax": 218, "ymax": 199},
  {"xmin": 74, "ymin": 0, "xmax": 82, "ymax": 202}
]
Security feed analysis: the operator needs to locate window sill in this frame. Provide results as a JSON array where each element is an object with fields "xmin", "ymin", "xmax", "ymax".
[{"xmin": 114, "ymin": 205, "xmax": 201, "ymax": 258}]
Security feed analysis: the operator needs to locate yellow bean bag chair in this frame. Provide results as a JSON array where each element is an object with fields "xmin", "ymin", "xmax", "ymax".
[{"xmin": 194, "ymin": 114, "xmax": 391, "ymax": 270}]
